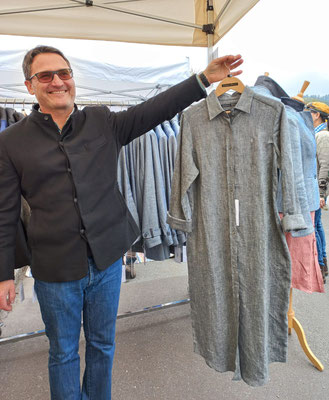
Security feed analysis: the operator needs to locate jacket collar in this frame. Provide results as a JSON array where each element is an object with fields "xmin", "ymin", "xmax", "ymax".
[
  {"xmin": 30, "ymin": 103, "xmax": 78, "ymax": 123},
  {"xmin": 206, "ymin": 86, "xmax": 254, "ymax": 120},
  {"xmin": 254, "ymin": 75, "xmax": 289, "ymax": 98}
]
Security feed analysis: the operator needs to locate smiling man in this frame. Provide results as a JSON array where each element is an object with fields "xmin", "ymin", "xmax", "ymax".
[
  {"xmin": 24, "ymin": 50, "xmax": 76, "ymax": 129},
  {"xmin": 0, "ymin": 45, "xmax": 243, "ymax": 400}
]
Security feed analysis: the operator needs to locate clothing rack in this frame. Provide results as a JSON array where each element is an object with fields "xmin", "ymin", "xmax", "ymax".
[{"xmin": 0, "ymin": 97, "xmax": 140, "ymax": 107}]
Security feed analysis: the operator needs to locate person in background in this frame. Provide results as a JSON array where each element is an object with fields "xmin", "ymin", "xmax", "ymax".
[
  {"xmin": 0, "ymin": 45, "xmax": 243, "ymax": 400},
  {"xmin": 305, "ymin": 101, "xmax": 329, "ymax": 282}
]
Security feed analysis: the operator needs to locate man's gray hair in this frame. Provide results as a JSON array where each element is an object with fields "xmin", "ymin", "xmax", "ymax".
[{"xmin": 22, "ymin": 45, "xmax": 71, "ymax": 80}]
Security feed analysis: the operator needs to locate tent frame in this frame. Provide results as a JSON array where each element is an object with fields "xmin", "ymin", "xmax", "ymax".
[{"xmin": 0, "ymin": 0, "xmax": 230, "ymax": 62}]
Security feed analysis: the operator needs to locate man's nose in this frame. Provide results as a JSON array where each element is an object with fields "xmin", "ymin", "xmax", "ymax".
[{"xmin": 51, "ymin": 73, "xmax": 64, "ymax": 85}]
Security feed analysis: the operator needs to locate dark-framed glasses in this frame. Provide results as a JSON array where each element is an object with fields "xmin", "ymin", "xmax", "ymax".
[{"xmin": 28, "ymin": 68, "xmax": 73, "ymax": 83}]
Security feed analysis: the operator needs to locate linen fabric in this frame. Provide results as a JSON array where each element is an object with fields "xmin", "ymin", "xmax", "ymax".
[
  {"xmin": 0, "ymin": 75, "xmax": 206, "ymax": 282},
  {"xmin": 168, "ymin": 87, "xmax": 306, "ymax": 386}
]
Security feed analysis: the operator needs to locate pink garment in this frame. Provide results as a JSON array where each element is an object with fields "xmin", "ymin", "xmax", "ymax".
[{"xmin": 280, "ymin": 212, "xmax": 324, "ymax": 293}]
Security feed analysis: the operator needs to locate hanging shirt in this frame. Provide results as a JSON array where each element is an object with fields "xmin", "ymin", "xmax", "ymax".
[{"xmin": 167, "ymin": 87, "xmax": 306, "ymax": 386}]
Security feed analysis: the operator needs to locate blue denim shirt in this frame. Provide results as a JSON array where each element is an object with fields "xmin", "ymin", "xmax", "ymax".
[{"xmin": 253, "ymin": 76, "xmax": 319, "ymax": 237}]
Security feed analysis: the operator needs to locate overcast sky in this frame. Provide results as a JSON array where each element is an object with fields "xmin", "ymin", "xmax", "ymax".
[{"xmin": 1, "ymin": 0, "xmax": 328, "ymax": 96}]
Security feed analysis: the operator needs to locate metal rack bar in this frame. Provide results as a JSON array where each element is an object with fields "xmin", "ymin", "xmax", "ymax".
[
  {"xmin": 0, "ymin": 298, "xmax": 190, "ymax": 345},
  {"xmin": 0, "ymin": 98, "xmax": 139, "ymax": 107}
]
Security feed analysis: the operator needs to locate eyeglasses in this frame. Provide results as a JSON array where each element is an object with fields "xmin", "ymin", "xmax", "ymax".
[
  {"xmin": 304, "ymin": 106, "xmax": 316, "ymax": 113},
  {"xmin": 28, "ymin": 68, "xmax": 73, "ymax": 83}
]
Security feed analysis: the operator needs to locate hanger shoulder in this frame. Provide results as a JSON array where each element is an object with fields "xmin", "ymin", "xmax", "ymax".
[{"xmin": 215, "ymin": 76, "xmax": 245, "ymax": 97}]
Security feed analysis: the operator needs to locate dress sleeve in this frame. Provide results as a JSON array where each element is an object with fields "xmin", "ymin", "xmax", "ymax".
[
  {"xmin": 167, "ymin": 114, "xmax": 199, "ymax": 233},
  {"xmin": 275, "ymin": 108, "xmax": 307, "ymax": 232}
]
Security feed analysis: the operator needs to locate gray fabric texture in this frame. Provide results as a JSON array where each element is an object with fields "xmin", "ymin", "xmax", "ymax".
[{"xmin": 168, "ymin": 87, "xmax": 306, "ymax": 386}]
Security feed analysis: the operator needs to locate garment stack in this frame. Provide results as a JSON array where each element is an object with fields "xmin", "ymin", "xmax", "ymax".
[
  {"xmin": 0, "ymin": 106, "xmax": 25, "ymax": 132},
  {"xmin": 167, "ymin": 79, "xmax": 322, "ymax": 386},
  {"xmin": 117, "ymin": 114, "xmax": 185, "ymax": 261}
]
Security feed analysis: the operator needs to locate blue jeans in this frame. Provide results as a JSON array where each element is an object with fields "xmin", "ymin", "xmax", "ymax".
[
  {"xmin": 315, "ymin": 208, "xmax": 327, "ymax": 266},
  {"xmin": 34, "ymin": 257, "xmax": 122, "ymax": 400}
]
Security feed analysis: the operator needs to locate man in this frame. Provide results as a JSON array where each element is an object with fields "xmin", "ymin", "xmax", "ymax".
[
  {"xmin": 306, "ymin": 101, "xmax": 329, "ymax": 282},
  {"xmin": 0, "ymin": 46, "xmax": 243, "ymax": 399}
]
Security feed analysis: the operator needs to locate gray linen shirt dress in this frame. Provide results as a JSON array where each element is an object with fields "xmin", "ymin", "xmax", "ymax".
[{"xmin": 167, "ymin": 87, "xmax": 306, "ymax": 386}]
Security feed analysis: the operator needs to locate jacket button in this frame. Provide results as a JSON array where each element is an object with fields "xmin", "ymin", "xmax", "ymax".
[
  {"xmin": 67, "ymin": 168, "xmax": 72, "ymax": 173},
  {"xmin": 44, "ymin": 116, "xmax": 49, "ymax": 121},
  {"xmin": 73, "ymin": 197, "xmax": 78, "ymax": 203},
  {"xmin": 80, "ymin": 229, "xmax": 85, "ymax": 234}
]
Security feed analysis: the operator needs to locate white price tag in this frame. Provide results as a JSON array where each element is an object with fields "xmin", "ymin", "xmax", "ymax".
[{"xmin": 235, "ymin": 199, "xmax": 240, "ymax": 226}]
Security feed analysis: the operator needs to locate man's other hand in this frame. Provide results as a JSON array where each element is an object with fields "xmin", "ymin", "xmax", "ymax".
[{"xmin": 0, "ymin": 280, "xmax": 16, "ymax": 311}]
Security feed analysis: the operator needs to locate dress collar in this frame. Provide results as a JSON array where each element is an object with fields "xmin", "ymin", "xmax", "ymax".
[{"xmin": 205, "ymin": 86, "xmax": 254, "ymax": 120}]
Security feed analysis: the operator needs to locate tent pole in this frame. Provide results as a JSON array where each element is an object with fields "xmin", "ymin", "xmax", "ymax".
[{"xmin": 207, "ymin": 0, "xmax": 215, "ymax": 64}]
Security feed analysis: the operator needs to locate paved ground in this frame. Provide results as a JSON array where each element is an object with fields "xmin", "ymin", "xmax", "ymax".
[{"xmin": 0, "ymin": 213, "xmax": 329, "ymax": 399}]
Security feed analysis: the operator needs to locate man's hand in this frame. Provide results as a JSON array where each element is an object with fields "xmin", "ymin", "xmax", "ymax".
[
  {"xmin": 203, "ymin": 54, "xmax": 243, "ymax": 85},
  {"xmin": 0, "ymin": 280, "xmax": 15, "ymax": 311}
]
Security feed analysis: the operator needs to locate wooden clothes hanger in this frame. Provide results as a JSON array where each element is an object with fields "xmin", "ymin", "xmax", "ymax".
[
  {"xmin": 291, "ymin": 80, "xmax": 310, "ymax": 103},
  {"xmin": 215, "ymin": 74, "xmax": 245, "ymax": 97}
]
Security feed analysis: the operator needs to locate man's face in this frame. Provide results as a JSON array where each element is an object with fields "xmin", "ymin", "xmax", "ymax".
[{"xmin": 25, "ymin": 53, "xmax": 76, "ymax": 114}]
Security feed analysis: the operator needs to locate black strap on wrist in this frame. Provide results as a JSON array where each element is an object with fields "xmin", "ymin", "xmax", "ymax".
[{"xmin": 198, "ymin": 72, "xmax": 210, "ymax": 88}]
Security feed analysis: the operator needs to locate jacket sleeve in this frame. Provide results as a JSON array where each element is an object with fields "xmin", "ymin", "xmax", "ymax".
[
  {"xmin": 167, "ymin": 114, "xmax": 199, "ymax": 233},
  {"xmin": 0, "ymin": 139, "xmax": 21, "ymax": 281},
  {"xmin": 316, "ymin": 131, "xmax": 329, "ymax": 198},
  {"xmin": 286, "ymin": 117, "xmax": 313, "ymax": 237},
  {"xmin": 275, "ymin": 108, "xmax": 307, "ymax": 232},
  {"xmin": 110, "ymin": 75, "xmax": 206, "ymax": 146}
]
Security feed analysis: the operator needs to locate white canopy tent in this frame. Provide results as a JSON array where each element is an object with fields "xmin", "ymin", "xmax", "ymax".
[
  {"xmin": 0, "ymin": 1, "xmax": 261, "ymax": 105},
  {"xmin": 0, "ymin": 49, "xmax": 191, "ymax": 105},
  {"xmin": 0, "ymin": 1, "xmax": 259, "ymax": 57}
]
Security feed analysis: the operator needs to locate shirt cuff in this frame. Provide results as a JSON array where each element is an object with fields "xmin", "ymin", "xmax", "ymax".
[
  {"xmin": 281, "ymin": 213, "xmax": 307, "ymax": 233},
  {"xmin": 167, "ymin": 212, "xmax": 192, "ymax": 233}
]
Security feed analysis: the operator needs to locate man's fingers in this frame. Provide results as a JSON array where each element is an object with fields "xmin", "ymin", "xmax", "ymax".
[
  {"xmin": 230, "ymin": 70, "xmax": 243, "ymax": 77},
  {"xmin": 9, "ymin": 284, "xmax": 16, "ymax": 305},
  {"xmin": 0, "ymin": 280, "xmax": 15, "ymax": 311},
  {"xmin": 0, "ymin": 296, "xmax": 12, "ymax": 311},
  {"xmin": 229, "ymin": 58, "xmax": 244, "ymax": 69}
]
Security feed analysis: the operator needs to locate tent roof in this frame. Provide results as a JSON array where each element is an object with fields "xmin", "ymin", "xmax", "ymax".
[
  {"xmin": 0, "ymin": 50, "xmax": 191, "ymax": 105},
  {"xmin": 0, "ymin": 0, "xmax": 259, "ymax": 47}
]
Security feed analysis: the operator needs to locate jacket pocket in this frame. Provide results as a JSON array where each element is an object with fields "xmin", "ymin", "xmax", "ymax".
[{"xmin": 84, "ymin": 134, "xmax": 107, "ymax": 151}]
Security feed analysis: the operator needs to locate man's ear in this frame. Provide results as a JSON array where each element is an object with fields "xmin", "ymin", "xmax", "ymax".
[{"xmin": 25, "ymin": 80, "xmax": 34, "ymax": 95}]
